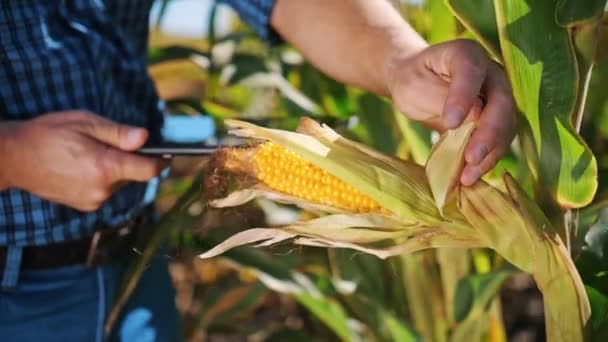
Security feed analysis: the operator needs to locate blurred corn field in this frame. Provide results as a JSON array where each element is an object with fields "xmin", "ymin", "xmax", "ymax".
[{"xmin": 107, "ymin": 0, "xmax": 608, "ymax": 341}]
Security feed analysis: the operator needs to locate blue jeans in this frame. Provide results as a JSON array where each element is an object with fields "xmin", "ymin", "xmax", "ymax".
[{"xmin": 0, "ymin": 254, "xmax": 180, "ymax": 342}]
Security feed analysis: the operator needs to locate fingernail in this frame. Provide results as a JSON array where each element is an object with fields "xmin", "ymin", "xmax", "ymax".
[
  {"xmin": 445, "ymin": 108, "xmax": 465, "ymax": 129},
  {"xmin": 468, "ymin": 144, "xmax": 488, "ymax": 165},
  {"xmin": 461, "ymin": 167, "xmax": 481, "ymax": 186},
  {"xmin": 126, "ymin": 128, "xmax": 145, "ymax": 146}
]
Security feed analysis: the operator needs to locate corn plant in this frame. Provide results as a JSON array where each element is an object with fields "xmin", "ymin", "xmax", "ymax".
[{"xmin": 197, "ymin": 117, "xmax": 588, "ymax": 341}]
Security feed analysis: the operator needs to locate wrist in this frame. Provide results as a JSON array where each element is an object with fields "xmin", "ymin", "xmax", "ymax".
[{"xmin": 382, "ymin": 40, "xmax": 429, "ymax": 98}]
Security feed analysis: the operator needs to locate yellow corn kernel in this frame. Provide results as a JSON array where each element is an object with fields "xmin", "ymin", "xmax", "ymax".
[{"xmin": 252, "ymin": 142, "xmax": 384, "ymax": 213}]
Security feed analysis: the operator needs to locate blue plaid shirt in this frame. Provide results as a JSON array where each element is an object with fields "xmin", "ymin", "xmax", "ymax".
[{"xmin": 0, "ymin": 0, "xmax": 277, "ymax": 247}]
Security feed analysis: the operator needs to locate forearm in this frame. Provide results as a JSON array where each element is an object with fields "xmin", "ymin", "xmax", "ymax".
[
  {"xmin": 0, "ymin": 122, "xmax": 16, "ymax": 190},
  {"xmin": 270, "ymin": 0, "xmax": 428, "ymax": 96}
]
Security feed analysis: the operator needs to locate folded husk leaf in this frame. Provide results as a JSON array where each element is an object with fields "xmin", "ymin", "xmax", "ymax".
[
  {"xmin": 426, "ymin": 121, "xmax": 476, "ymax": 213},
  {"xmin": 199, "ymin": 117, "xmax": 590, "ymax": 341}
]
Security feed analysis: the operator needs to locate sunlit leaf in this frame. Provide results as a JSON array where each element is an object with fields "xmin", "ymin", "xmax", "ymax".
[
  {"xmin": 380, "ymin": 309, "xmax": 419, "ymax": 342},
  {"xmin": 294, "ymin": 293, "xmax": 355, "ymax": 341},
  {"xmin": 425, "ymin": 0, "xmax": 459, "ymax": 44},
  {"xmin": 494, "ymin": 0, "xmax": 598, "ymax": 208}
]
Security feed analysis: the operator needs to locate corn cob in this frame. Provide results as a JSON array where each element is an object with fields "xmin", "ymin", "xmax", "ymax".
[{"xmin": 252, "ymin": 142, "xmax": 383, "ymax": 213}]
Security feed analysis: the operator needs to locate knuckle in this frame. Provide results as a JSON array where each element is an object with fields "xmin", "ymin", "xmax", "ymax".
[
  {"xmin": 463, "ymin": 60, "xmax": 486, "ymax": 78},
  {"xmin": 77, "ymin": 116, "xmax": 100, "ymax": 136},
  {"xmin": 91, "ymin": 146, "xmax": 113, "ymax": 184},
  {"xmin": 451, "ymin": 40, "xmax": 488, "ymax": 71},
  {"xmin": 455, "ymin": 39, "xmax": 485, "ymax": 55}
]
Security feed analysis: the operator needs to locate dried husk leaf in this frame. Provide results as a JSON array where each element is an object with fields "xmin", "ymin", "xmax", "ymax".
[
  {"xmin": 199, "ymin": 228, "xmax": 296, "ymax": 259},
  {"xmin": 426, "ymin": 122, "xmax": 476, "ymax": 213},
  {"xmin": 503, "ymin": 173, "xmax": 590, "ymax": 341},
  {"xmin": 459, "ymin": 176, "xmax": 590, "ymax": 341},
  {"xmin": 210, "ymin": 185, "xmax": 351, "ymax": 215}
]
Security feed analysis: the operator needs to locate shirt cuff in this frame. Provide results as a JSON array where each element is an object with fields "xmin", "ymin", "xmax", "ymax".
[{"xmin": 219, "ymin": 0, "xmax": 282, "ymax": 44}]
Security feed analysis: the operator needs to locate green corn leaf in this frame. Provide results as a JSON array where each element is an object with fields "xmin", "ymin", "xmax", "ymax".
[
  {"xmin": 380, "ymin": 309, "xmax": 419, "ymax": 342},
  {"xmin": 445, "ymin": 0, "xmax": 501, "ymax": 60},
  {"xmin": 147, "ymin": 45, "xmax": 209, "ymax": 65},
  {"xmin": 401, "ymin": 253, "xmax": 448, "ymax": 342},
  {"xmin": 394, "ymin": 111, "xmax": 432, "ymax": 164},
  {"xmin": 575, "ymin": 205, "xmax": 608, "ymax": 295},
  {"xmin": 226, "ymin": 54, "xmax": 269, "ymax": 85},
  {"xmin": 293, "ymin": 293, "xmax": 354, "ymax": 341},
  {"xmin": 555, "ymin": 0, "xmax": 606, "ymax": 26},
  {"xmin": 426, "ymin": 0, "xmax": 459, "ymax": 44},
  {"xmin": 198, "ymin": 283, "xmax": 268, "ymax": 328},
  {"xmin": 452, "ymin": 270, "xmax": 514, "ymax": 323},
  {"xmin": 586, "ymin": 286, "xmax": 608, "ymax": 341},
  {"xmin": 192, "ymin": 232, "xmax": 362, "ymax": 340},
  {"xmin": 494, "ymin": 0, "xmax": 598, "ymax": 208},
  {"xmin": 355, "ymin": 94, "xmax": 402, "ymax": 156}
]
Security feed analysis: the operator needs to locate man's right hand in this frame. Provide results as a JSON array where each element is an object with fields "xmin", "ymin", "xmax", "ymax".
[{"xmin": 0, "ymin": 111, "xmax": 166, "ymax": 212}]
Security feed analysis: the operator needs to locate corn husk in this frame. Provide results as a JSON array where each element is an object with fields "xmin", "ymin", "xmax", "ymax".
[{"xmin": 199, "ymin": 117, "xmax": 590, "ymax": 341}]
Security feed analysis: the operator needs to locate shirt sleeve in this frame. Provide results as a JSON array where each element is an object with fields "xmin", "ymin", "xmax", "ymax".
[{"xmin": 218, "ymin": 0, "xmax": 282, "ymax": 44}]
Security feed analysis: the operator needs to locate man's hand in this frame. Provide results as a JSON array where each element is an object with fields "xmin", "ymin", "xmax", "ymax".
[
  {"xmin": 385, "ymin": 39, "xmax": 516, "ymax": 185},
  {"xmin": 271, "ymin": 0, "xmax": 516, "ymax": 186},
  {"xmin": 0, "ymin": 111, "xmax": 166, "ymax": 212}
]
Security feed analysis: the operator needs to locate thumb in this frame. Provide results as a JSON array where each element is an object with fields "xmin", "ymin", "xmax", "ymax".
[{"xmin": 78, "ymin": 114, "xmax": 148, "ymax": 151}]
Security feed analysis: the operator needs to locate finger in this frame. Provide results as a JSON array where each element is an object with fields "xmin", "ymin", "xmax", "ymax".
[
  {"xmin": 460, "ymin": 148, "xmax": 504, "ymax": 186},
  {"xmin": 441, "ymin": 41, "xmax": 489, "ymax": 128},
  {"xmin": 462, "ymin": 97, "xmax": 484, "ymax": 124},
  {"xmin": 102, "ymin": 149, "xmax": 168, "ymax": 182},
  {"xmin": 75, "ymin": 112, "xmax": 149, "ymax": 151},
  {"xmin": 423, "ymin": 96, "xmax": 483, "ymax": 132},
  {"xmin": 464, "ymin": 63, "xmax": 515, "ymax": 166}
]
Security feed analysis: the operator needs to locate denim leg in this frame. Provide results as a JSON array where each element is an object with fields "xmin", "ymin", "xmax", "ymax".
[
  {"xmin": 0, "ymin": 264, "xmax": 116, "ymax": 342},
  {"xmin": 0, "ymin": 255, "xmax": 180, "ymax": 342}
]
